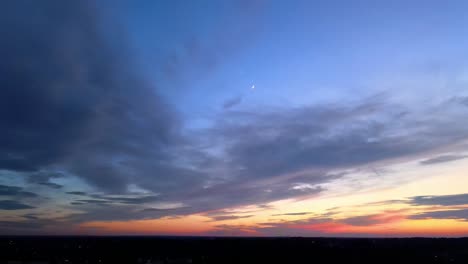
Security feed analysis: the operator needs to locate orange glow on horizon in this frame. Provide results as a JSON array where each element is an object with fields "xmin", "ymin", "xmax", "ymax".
[
  {"xmin": 80, "ymin": 215, "xmax": 216, "ymax": 235},
  {"xmin": 78, "ymin": 212, "xmax": 468, "ymax": 237},
  {"xmin": 76, "ymin": 163, "xmax": 468, "ymax": 237}
]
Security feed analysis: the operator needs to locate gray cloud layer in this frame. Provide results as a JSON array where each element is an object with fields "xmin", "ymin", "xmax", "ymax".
[
  {"xmin": 409, "ymin": 209, "xmax": 468, "ymax": 221},
  {"xmin": 0, "ymin": 185, "xmax": 37, "ymax": 198},
  {"xmin": 0, "ymin": 200, "xmax": 35, "ymax": 210},
  {"xmin": 410, "ymin": 193, "xmax": 468, "ymax": 206}
]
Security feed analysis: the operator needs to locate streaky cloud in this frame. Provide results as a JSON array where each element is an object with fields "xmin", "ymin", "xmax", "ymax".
[
  {"xmin": 409, "ymin": 209, "xmax": 468, "ymax": 221},
  {"xmin": 420, "ymin": 154, "xmax": 468, "ymax": 165},
  {"xmin": 0, "ymin": 200, "xmax": 35, "ymax": 210},
  {"xmin": 410, "ymin": 193, "xmax": 468, "ymax": 206}
]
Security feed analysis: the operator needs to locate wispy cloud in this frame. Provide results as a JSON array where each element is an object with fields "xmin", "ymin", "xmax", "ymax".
[
  {"xmin": 0, "ymin": 200, "xmax": 35, "ymax": 210},
  {"xmin": 38, "ymin": 182, "xmax": 63, "ymax": 189},
  {"xmin": 409, "ymin": 209, "xmax": 468, "ymax": 221},
  {"xmin": 208, "ymin": 214, "xmax": 254, "ymax": 222},
  {"xmin": 420, "ymin": 154, "xmax": 468, "ymax": 165},
  {"xmin": 410, "ymin": 193, "xmax": 468, "ymax": 206},
  {"xmin": 222, "ymin": 96, "xmax": 243, "ymax": 109},
  {"xmin": 0, "ymin": 185, "xmax": 38, "ymax": 197},
  {"xmin": 272, "ymin": 212, "xmax": 310, "ymax": 216}
]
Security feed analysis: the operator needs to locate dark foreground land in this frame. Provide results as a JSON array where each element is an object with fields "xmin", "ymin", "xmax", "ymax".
[{"xmin": 1, "ymin": 236, "xmax": 468, "ymax": 264}]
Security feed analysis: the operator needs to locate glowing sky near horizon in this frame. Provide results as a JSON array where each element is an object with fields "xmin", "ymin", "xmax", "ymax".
[{"xmin": 1, "ymin": 0, "xmax": 468, "ymax": 236}]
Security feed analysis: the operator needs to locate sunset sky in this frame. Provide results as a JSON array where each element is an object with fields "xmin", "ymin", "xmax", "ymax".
[{"xmin": 1, "ymin": 0, "xmax": 468, "ymax": 236}]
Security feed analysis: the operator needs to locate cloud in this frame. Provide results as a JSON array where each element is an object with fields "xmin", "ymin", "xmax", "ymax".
[
  {"xmin": 409, "ymin": 209, "xmax": 468, "ymax": 221},
  {"xmin": 73, "ymin": 194, "xmax": 161, "ymax": 205},
  {"xmin": 339, "ymin": 215, "xmax": 382, "ymax": 226},
  {"xmin": 140, "ymin": 207, "xmax": 186, "ymax": 213},
  {"xmin": 0, "ymin": 1, "xmax": 102, "ymax": 172},
  {"xmin": 75, "ymin": 199, "xmax": 110, "ymax": 205},
  {"xmin": 242, "ymin": 211, "xmax": 406, "ymax": 236},
  {"xmin": 461, "ymin": 97, "xmax": 468, "ymax": 107},
  {"xmin": 208, "ymin": 214, "xmax": 253, "ymax": 221},
  {"xmin": 272, "ymin": 212, "xmax": 310, "ymax": 216},
  {"xmin": 0, "ymin": 0, "xmax": 204, "ymax": 197},
  {"xmin": 0, "ymin": 200, "xmax": 35, "ymax": 210},
  {"xmin": 0, "ymin": 184, "xmax": 38, "ymax": 197},
  {"xmin": 66, "ymin": 203, "xmax": 192, "ymax": 223},
  {"xmin": 237, "ymin": 92, "xmax": 465, "ymax": 178},
  {"xmin": 38, "ymin": 182, "xmax": 63, "ymax": 189},
  {"xmin": 222, "ymin": 96, "xmax": 243, "ymax": 109},
  {"xmin": 180, "ymin": 183, "xmax": 324, "ymax": 216},
  {"xmin": 359, "ymin": 193, "xmax": 468, "ymax": 208},
  {"xmin": 420, "ymin": 154, "xmax": 468, "ymax": 165},
  {"xmin": 66, "ymin": 191, "xmax": 87, "ymax": 195},
  {"xmin": 26, "ymin": 171, "xmax": 64, "ymax": 189},
  {"xmin": 70, "ymin": 202, "xmax": 86, "ymax": 205},
  {"xmin": 250, "ymin": 217, "xmax": 334, "ymax": 237},
  {"xmin": 0, "ymin": 217, "xmax": 70, "ymax": 234},
  {"xmin": 2, "ymin": 1, "xmax": 468, "ymax": 234},
  {"xmin": 450, "ymin": 96, "xmax": 468, "ymax": 107},
  {"xmin": 22, "ymin": 214, "xmax": 39, "ymax": 220},
  {"xmin": 210, "ymin": 97, "xmax": 467, "ymax": 184},
  {"xmin": 173, "ymin": 95, "xmax": 468, "ymax": 214},
  {"xmin": 63, "ymin": 93, "xmax": 468, "ymax": 223},
  {"xmin": 410, "ymin": 193, "xmax": 468, "ymax": 206},
  {"xmin": 0, "ymin": 220, "xmax": 45, "ymax": 230}
]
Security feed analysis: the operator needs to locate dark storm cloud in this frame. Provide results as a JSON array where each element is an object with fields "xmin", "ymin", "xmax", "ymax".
[
  {"xmin": 419, "ymin": 154, "xmax": 468, "ymax": 165},
  {"xmin": 0, "ymin": 1, "xmax": 103, "ymax": 172},
  {"xmin": 0, "ymin": 184, "xmax": 38, "ymax": 197},
  {"xmin": 409, "ymin": 209, "xmax": 468, "ymax": 221},
  {"xmin": 0, "ymin": 200, "xmax": 35, "ymax": 210},
  {"xmin": 0, "ymin": 0, "xmax": 204, "ymax": 196},
  {"xmin": 410, "ymin": 193, "xmax": 468, "ymax": 206}
]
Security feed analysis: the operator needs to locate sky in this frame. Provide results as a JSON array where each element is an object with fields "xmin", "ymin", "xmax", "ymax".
[{"xmin": 1, "ymin": 0, "xmax": 468, "ymax": 237}]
